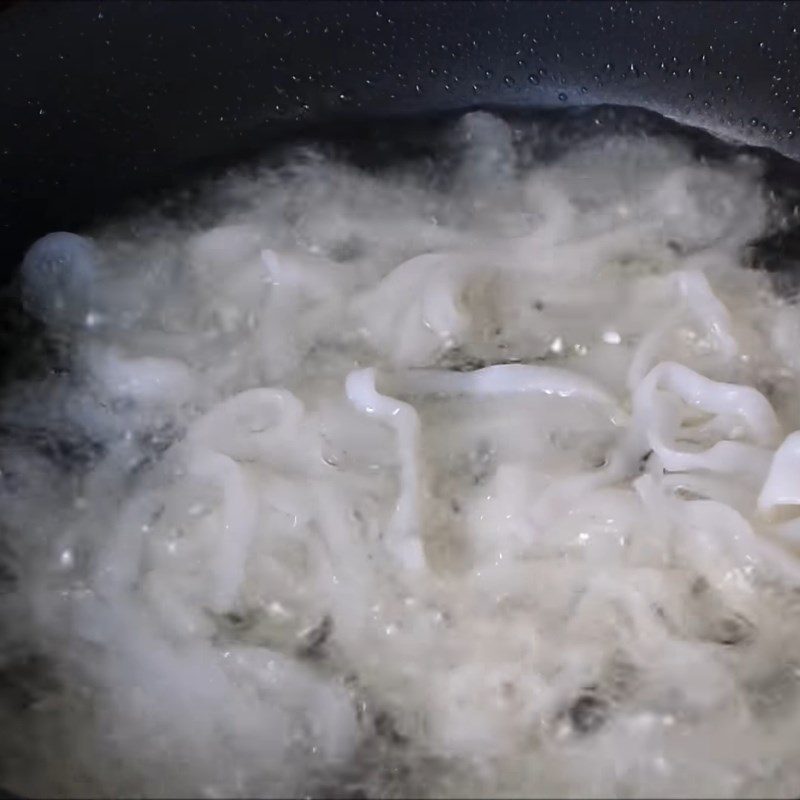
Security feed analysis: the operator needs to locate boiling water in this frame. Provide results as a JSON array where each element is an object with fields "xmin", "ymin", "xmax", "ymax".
[{"xmin": 3, "ymin": 109, "xmax": 800, "ymax": 798}]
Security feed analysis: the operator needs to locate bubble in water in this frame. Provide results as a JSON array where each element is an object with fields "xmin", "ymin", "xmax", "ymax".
[
  {"xmin": 21, "ymin": 232, "xmax": 100, "ymax": 325},
  {"xmin": 750, "ymin": 117, "xmax": 759, "ymax": 126},
  {"xmin": 687, "ymin": 92, "xmax": 695, "ymax": 101},
  {"xmin": 528, "ymin": 74, "xmax": 540, "ymax": 85},
  {"xmin": 558, "ymin": 92, "xmax": 568, "ymax": 102},
  {"xmin": 503, "ymin": 75, "xmax": 515, "ymax": 87}
]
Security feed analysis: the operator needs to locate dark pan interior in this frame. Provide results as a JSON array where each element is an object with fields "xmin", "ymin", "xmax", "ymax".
[{"xmin": 3, "ymin": 0, "xmax": 800, "ymax": 278}]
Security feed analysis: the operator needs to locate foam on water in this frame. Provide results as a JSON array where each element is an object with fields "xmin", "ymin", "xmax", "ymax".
[{"xmin": 3, "ymin": 110, "xmax": 800, "ymax": 798}]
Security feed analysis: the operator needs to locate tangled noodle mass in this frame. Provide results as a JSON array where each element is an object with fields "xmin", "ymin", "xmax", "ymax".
[{"xmin": 5, "ymin": 112, "xmax": 800, "ymax": 798}]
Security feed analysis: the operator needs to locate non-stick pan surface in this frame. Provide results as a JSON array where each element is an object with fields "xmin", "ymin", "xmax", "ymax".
[{"xmin": 3, "ymin": 0, "xmax": 800, "ymax": 276}]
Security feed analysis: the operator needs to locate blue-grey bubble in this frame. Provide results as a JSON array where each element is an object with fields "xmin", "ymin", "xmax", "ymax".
[{"xmin": 21, "ymin": 232, "xmax": 100, "ymax": 325}]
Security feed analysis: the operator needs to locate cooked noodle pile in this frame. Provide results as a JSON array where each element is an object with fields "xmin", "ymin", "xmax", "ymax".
[{"xmin": 4, "ymin": 111, "xmax": 800, "ymax": 798}]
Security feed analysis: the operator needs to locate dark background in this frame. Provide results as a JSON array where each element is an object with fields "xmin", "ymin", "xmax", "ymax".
[{"xmin": 3, "ymin": 0, "xmax": 800, "ymax": 277}]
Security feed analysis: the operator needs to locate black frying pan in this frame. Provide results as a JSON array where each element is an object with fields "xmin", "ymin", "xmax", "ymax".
[
  {"xmin": 3, "ymin": 0, "xmax": 800, "ymax": 280},
  {"xmin": 3, "ymin": 2, "xmax": 800, "ymax": 797}
]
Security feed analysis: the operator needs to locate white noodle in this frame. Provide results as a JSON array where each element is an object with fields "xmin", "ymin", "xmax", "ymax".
[
  {"xmin": 345, "ymin": 367, "xmax": 425, "ymax": 570},
  {"xmin": 378, "ymin": 363, "xmax": 622, "ymax": 412},
  {"xmin": 758, "ymin": 430, "xmax": 800, "ymax": 514}
]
